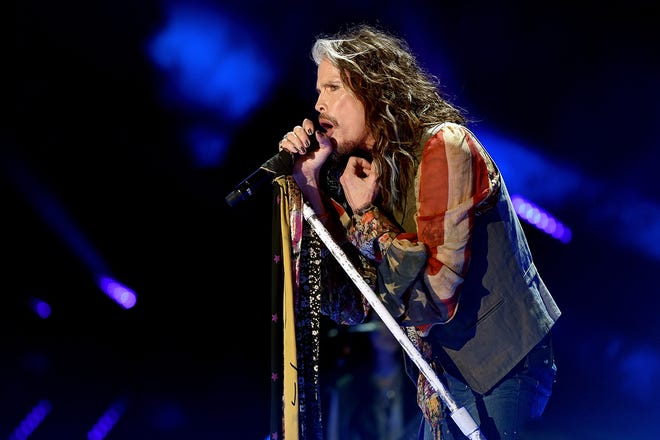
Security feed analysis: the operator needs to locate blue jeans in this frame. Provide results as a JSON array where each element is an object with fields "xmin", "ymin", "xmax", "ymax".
[{"xmin": 418, "ymin": 337, "xmax": 556, "ymax": 440}]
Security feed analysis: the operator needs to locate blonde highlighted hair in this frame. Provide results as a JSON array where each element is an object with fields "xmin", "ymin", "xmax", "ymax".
[{"xmin": 312, "ymin": 24, "xmax": 466, "ymax": 211}]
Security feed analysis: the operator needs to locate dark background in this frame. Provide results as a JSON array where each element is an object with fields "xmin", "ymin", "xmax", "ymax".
[{"xmin": 8, "ymin": 0, "xmax": 660, "ymax": 438}]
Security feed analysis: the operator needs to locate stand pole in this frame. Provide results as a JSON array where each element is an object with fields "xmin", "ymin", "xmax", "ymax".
[{"xmin": 303, "ymin": 203, "xmax": 486, "ymax": 440}]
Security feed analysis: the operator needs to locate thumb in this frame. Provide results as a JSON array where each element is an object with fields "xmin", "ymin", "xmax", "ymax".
[{"xmin": 315, "ymin": 130, "xmax": 333, "ymax": 150}]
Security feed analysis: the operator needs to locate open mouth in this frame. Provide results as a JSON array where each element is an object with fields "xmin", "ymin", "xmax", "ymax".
[{"xmin": 318, "ymin": 118, "xmax": 334, "ymax": 135}]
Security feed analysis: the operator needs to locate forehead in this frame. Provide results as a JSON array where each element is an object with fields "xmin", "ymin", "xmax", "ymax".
[{"xmin": 316, "ymin": 58, "xmax": 342, "ymax": 86}]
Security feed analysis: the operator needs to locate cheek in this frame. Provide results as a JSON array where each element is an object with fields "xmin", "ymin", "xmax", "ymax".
[{"xmin": 337, "ymin": 98, "xmax": 364, "ymax": 124}]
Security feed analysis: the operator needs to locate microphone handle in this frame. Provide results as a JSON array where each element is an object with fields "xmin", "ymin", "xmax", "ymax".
[{"xmin": 225, "ymin": 149, "xmax": 295, "ymax": 207}]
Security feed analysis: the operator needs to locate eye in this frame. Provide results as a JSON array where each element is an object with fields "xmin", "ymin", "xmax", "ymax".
[{"xmin": 318, "ymin": 83, "xmax": 341, "ymax": 95}]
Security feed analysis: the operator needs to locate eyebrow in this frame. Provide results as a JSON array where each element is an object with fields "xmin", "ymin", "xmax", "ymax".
[{"xmin": 316, "ymin": 79, "xmax": 342, "ymax": 93}]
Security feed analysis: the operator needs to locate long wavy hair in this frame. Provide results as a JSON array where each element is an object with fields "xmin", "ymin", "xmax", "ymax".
[{"xmin": 311, "ymin": 24, "xmax": 466, "ymax": 212}]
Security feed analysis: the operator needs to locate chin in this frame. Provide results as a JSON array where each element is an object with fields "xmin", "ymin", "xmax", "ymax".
[{"xmin": 336, "ymin": 145, "xmax": 353, "ymax": 156}]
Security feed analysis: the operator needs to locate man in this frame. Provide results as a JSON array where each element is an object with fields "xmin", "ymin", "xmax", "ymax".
[{"xmin": 277, "ymin": 23, "xmax": 561, "ymax": 439}]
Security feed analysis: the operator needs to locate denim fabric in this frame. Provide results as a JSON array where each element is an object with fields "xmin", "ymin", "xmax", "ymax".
[{"xmin": 418, "ymin": 337, "xmax": 556, "ymax": 440}]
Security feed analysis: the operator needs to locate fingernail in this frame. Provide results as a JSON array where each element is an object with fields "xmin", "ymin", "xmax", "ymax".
[
  {"xmin": 307, "ymin": 128, "xmax": 313, "ymax": 135},
  {"xmin": 305, "ymin": 139, "xmax": 311, "ymax": 147}
]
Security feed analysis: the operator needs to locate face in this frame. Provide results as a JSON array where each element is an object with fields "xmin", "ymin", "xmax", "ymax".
[{"xmin": 315, "ymin": 58, "xmax": 375, "ymax": 155}]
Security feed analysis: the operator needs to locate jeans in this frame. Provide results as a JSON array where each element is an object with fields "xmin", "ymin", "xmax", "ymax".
[{"xmin": 418, "ymin": 336, "xmax": 556, "ymax": 440}]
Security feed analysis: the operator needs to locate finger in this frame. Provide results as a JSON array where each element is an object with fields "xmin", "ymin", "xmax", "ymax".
[
  {"xmin": 281, "ymin": 131, "xmax": 306, "ymax": 154},
  {"xmin": 302, "ymin": 118, "xmax": 316, "ymax": 136},
  {"xmin": 293, "ymin": 125, "xmax": 311, "ymax": 152},
  {"xmin": 347, "ymin": 156, "xmax": 369, "ymax": 168},
  {"xmin": 353, "ymin": 157, "xmax": 370, "ymax": 167},
  {"xmin": 278, "ymin": 134, "xmax": 290, "ymax": 151},
  {"xmin": 357, "ymin": 158, "xmax": 374, "ymax": 175},
  {"xmin": 347, "ymin": 157, "xmax": 372, "ymax": 178},
  {"xmin": 345, "ymin": 156, "xmax": 358, "ymax": 168},
  {"xmin": 315, "ymin": 130, "xmax": 333, "ymax": 149}
]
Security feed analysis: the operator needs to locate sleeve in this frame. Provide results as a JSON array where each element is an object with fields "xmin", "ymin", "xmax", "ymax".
[
  {"xmin": 377, "ymin": 124, "xmax": 496, "ymax": 330},
  {"xmin": 320, "ymin": 239, "xmax": 375, "ymax": 325},
  {"xmin": 318, "ymin": 198, "xmax": 375, "ymax": 325}
]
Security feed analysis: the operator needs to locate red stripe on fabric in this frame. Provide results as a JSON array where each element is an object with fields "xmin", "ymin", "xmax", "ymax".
[
  {"xmin": 465, "ymin": 135, "xmax": 491, "ymax": 207},
  {"xmin": 461, "ymin": 133, "xmax": 492, "ymax": 276},
  {"xmin": 417, "ymin": 133, "xmax": 449, "ymax": 276},
  {"xmin": 418, "ymin": 134, "xmax": 450, "ymax": 219},
  {"xmin": 397, "ymin": 232, "xmax": 418, "ymax": 243},
  {"xmin": 427, "ymin": 256, "xmax": 442, "ymax": 273},
  {"xmin": 441, "ymin": 295, "xmax": 458, "ymax": 320}
]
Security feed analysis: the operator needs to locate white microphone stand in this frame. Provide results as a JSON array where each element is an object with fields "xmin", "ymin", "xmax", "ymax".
[{"xmin": 303, "ymin": 203, "xmax": 486, "ymax": 440}]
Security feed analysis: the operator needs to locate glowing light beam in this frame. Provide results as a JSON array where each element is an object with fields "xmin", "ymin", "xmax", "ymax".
[
  {"xmin": 9, "ymin": 400, "xmax": 51, "ymax": 440},
  {"xmin": 512, "ymin": 194, "xmax": 572, "ymax": 243},
  {"xmin": 87, "ymin": 397, "xmax": 128, "ymax": 440},
  {"xmin": 476, "ymin": 126, "xmax": 660, "ymax": 260},
  {"xmin": 2, "ymin": 148, "xmax": 138, "ymax": 309}
]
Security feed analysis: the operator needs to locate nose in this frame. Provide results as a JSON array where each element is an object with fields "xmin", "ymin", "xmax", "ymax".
[{"xmin": 315, "ymin": 94, "xmax": 325, "ymax": 113}]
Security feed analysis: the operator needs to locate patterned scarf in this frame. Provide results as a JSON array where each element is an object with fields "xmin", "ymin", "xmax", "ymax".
[{"xmin": 269, "ymin": 175, "xmax": 324, "ymax": 440}]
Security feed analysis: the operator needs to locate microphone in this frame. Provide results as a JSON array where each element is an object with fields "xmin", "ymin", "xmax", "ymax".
[
  {"xmin": 225, "ymin": 136, "xmax": 320, "ymax": 207},
  {"xmin": 225, "ymin": 149, "xmax": 295, "ymax": 207}
]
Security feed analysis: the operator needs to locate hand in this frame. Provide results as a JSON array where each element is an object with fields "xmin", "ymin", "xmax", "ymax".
[
  {"xmin": 339, "ymin": 156, "xmax": 380, "ymax": 213},
  {"xmin": 279, "ymin": 118, "xmax": 334, "ymax": 189},
  {"xmin": 279, "ymin": 119, "xmax": 315, "ymax": 155}
]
